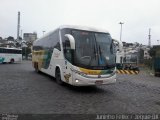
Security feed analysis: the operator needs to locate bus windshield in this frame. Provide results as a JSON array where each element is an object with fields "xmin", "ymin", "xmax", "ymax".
[{"xmin": 71, "ymin": 30, "xmax": 116, "ymax": 70}]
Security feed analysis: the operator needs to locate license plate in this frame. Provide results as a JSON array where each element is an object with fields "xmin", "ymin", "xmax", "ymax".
[{"xmin": 95, "ymin": 80, "xmax": 103, "ymax": 84}]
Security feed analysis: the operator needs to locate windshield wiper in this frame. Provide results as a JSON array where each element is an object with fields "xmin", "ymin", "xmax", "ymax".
[
  {"xmin": 88, "ymin": 45, "xmax": 97, "ymax": 66},
  {"xmin": 94, "ymin": 45, "xmax": 97, "ymax": 60},
  {"xmin": 99, "ymin": 45, "xmax": 102, "ymax": 60},
  {"xmin": 98, "ymin": 45, "xmax": 104, "ymax": 65}
]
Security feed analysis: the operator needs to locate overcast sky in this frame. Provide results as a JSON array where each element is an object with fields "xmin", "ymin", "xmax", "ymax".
[{"xmin": 0, "ymin": 0, "xmax": 160, "ymax": 45}]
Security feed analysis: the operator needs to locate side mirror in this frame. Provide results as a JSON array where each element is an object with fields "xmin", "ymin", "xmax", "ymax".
[
  {"xmin": 111, "ymin": 39, "xmax": 116, "ymax": 54},
  {"xmin": 64, "ymin": 34, "xmax": 75, "ymax": 50}
]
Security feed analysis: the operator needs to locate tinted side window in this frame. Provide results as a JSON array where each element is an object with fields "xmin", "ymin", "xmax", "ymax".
[
  {"xmin": 0, "ymin": 49, "xmax": 21, "ymax": 54},
  {"xmin": 42, "ymin": 36, "xmax": 50, "ymax": 49},
  {"xmin": 3, "ymin": 49, "xmax": 6, "ymax": 53},
  {"xmin": 33, "ymin": 36, "xmax": 50, "ymax": 50},
  {"xmin": 50, "ymin": 30, "xmax": 61, "ymax": 51},
  {"xmin": 33, "ymin": 29, "xmax": 61, "ymax": 51}
]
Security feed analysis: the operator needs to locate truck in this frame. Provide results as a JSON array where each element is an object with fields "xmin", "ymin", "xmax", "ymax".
[
  {"xmin": 113, "ymin": 39, "xmax": 139, "ymax": 74},
  {"xmin": 152, "ymin": 45, "xmax": 160, "ymax": 76},
  {"xmin": 112, "ymin": 39, "xmax": 124, "ymax": 70}
]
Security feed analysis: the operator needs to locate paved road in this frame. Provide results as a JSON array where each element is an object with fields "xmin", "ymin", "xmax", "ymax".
[{"xmin": 0, "ymin": 61, "xmax": 160, "ymax": 114}]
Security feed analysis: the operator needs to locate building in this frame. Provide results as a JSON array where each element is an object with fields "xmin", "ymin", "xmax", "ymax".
[
  {"xmin": 23, "ymin": 32, "xmax": 37, "ymax": 42},
  {"xmin": 125, "ymin": 50, "xmax": 138, "ymax": 64}
]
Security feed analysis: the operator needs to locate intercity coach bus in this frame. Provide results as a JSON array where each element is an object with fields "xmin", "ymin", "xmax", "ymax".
[
  {"xmin": 0, "ymin": 47, "xmax": 22, "ymax": 63},
  {"xmin": 32, "ymin": 25, "xmax": 116, "ymax": 86}
]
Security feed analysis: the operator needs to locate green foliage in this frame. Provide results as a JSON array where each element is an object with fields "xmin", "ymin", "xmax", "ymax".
[
  {"xmin": 149, "ymin": 46, "xmax": 160, "ymax": 57},
  {"xmin": 149, "ymin": 48, "xmax": 156, "ymax": 57},
  {"xmin": 7, "ymin": 36, "xmax": 14, "ymax": 41},
  {"xmin": 22, "ymin": 47, "xmax": 31, "ymax": 59},
  {"xmin": 19, "ymin": 37, "xmax": 22, "ymax": 40},
  {"xmin": 26, "ymin": 41, "xmax": 33, "ymax": 48},
  {"xmin": 139, "ymin": 49, "xmax": 144, "ymax": 64},
  {"xmin": 148, "ymin": 46, "xmax": 160, "ymax": 70}
]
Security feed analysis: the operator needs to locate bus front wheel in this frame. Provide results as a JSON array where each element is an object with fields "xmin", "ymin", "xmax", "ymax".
[{"xmin": 55, "ymin": 68, "xmax": 63, "ymax": 85}]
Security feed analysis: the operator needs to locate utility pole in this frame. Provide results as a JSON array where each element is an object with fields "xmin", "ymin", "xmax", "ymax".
[
  {"xmin": 17, "ymin": 11, "xmax": 20, "ymax": 41},
  {"xmin": 20, "ymin": 29, "xmax": 23, "ymax": 38},
  {"xmin": 119, "ymin": 22, "xmax": 125, "ymax": 63},
  {"xmin": 148, "ymin": 28, "xmax": 151, "ymax": 47},
  {"xmin": 119, "ymin": 22, "xmax": 124, "ymax": 42}
]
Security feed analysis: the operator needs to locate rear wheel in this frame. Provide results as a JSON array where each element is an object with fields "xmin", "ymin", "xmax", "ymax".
[
  {"xmin": 34, "ymin": 63, "xmax": 39, "ymax": 73},
  {"xmin": 55, "ymin": 68, "xmax": 63, "ymax": 85},
  {"xmin": 10, "ymin": 59, "xmax": 14, "ymax": 63}
]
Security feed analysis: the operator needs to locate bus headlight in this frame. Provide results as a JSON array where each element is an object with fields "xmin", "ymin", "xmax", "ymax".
[{"xmin": 75, "ymin": 80, "xmax": 79, "ymax": 83}]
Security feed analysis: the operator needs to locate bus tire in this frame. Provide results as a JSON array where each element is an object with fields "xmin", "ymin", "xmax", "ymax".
[
  {"xmin": 55, "ymin": 68, "xmax": 63, "ymax": 85},
  {"xmin": 10, "ymin": 59, "xmax": 14, "ymax": 63},
  {"xmin": 35, "ymin": 63, "xmax": 39, "ymax": 73}
]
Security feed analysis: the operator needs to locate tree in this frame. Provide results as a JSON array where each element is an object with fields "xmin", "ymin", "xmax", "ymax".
[
  {"xmin": 15, "ymin": 42, "xmax": 21, "ymax": 48},
  {"xmin": 26, "ymin": 41, "xmax": 33, "ymax": 48},
  {"xmin": 22, "ymin": 47, "xmax": 31, "ymax": 59},
  {"xmin": 139, "ymin": 49, "xmax": 144, "ymax": 64},
  {"xmin": 149, "ymin": 47, "xmax": 156, "ymax": 57},
  {"xmin": 7, "ymin": 36, "xmax": 14, "ymax": 41},
  {"xmin": 0, "ymin": 37, "xmax": 2, "ymax": 41},
  {"xmin": 19, "ymin": 36, "xmax": 22, "ymax": 40}
]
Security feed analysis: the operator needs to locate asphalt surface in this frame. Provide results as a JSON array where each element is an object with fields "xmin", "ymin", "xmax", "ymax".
[{"xmin": 0, "ymin": 61, "xmax": 160, "ymax": 114}]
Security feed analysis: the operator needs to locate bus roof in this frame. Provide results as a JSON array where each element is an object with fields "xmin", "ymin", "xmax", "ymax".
[
  {"xmin": 35, "ymin": 25, "xmax": 110, "ymax": 42},
  {"xmin": 59, "ymin": 25, "xmax": 109, "ymax": 33}
]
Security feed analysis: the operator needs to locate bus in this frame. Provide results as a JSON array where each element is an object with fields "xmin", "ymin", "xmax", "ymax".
[
  {"xmin": 32, "ymin": 25, "xmax": 116, "ymax": 86},
  {"xmin": 0, "ymin": 47, "xmax": 22, "ymax": 63}
]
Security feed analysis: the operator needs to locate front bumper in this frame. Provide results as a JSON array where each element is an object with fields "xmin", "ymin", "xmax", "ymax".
[{"xmin": 72, "ymin": 73, "xmax": 116, "ymax": 86}]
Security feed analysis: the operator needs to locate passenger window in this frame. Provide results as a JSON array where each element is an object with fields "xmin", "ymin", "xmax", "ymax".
[{"xmin": 50, "ymin": 30, "xmax": 61, "ymax": 51}]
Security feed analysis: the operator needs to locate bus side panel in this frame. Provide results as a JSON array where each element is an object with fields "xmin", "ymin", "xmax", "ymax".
[
  {"xmin": 11, "ymin": 54, "xmax": 22, "ymax": 62},
  {"xmin": 40, "ymin": 48, "xmax": 62, "ymax": 77},
  {"xmin": 32, "ymin": 50, "xmax": 46, "ymax": 70},
  {"xmin": 0, "ymin": 54, "xmax": 6, "ymax": 63},
  {"xmin": 60, "ymin": 59, "xmax": 73, "ymax": 85},
  {"xmin": 39, "ymin": 48, "xmax": 73, "ymax": 85},
  {"xmin": 33, "ymin": 48, "xmax": 64, "ymax": 80},
  {"xmin": 0, "ymin": 53, "xmax": 22, "ymax": 63},
  {"xmin": 40, "ymin": 49, "xmax": 73, "ymax": 85}
]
